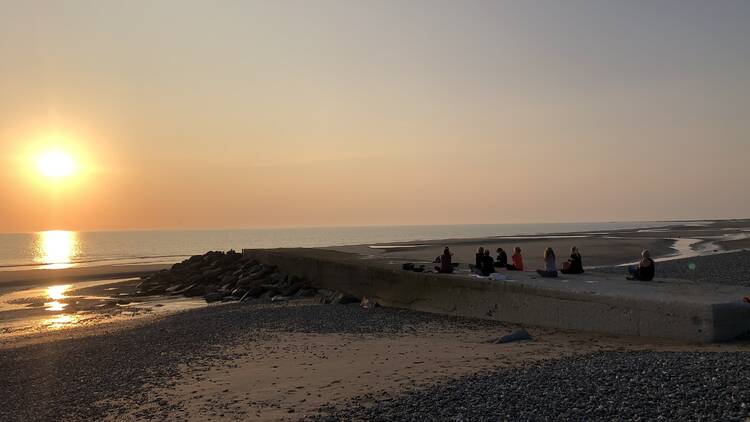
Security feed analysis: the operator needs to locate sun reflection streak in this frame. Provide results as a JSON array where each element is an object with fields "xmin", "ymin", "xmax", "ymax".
[
  {"xmin": 42, "ymin": 314, "xmax": 80, "ymax": 329},
  {"xmin": 47, "ymin": 284, "xmax": 71, "ymax": 300},
  {"xmin": 44, "ymin": 284, "xmax": 72, "ymax": 311},
  {"xmin": 35, "ymin": 231, "xmax": 80, "ymax": 269}
]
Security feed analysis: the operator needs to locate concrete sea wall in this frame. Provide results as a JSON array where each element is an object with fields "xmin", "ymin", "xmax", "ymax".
[{"xmin": 243, "ymin": 248, "xmax": 750, "ymax": 343}]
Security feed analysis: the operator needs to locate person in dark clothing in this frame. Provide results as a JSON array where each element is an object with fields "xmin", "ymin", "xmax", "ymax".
[
  {"xmin": 470, "ymin": 247, "xmax": 485, "ymax": 274},
  {"xmin": 480, "ymin": 249, "xmax": 495, "ymax": 276},
  {"xmin": 474, "ymin": 247, "xmax": 484, "ymax": 269},
  {"xmin": 495, "ymin": 248, "xmax": 508, "ymax": 268},
  {"xmin": 560, "ymin": 246, "xmax": 584, "ymax": 274},
  {"xmin": 435, "ymin": 247, "xmax": 454, "ymax": 273},
  {"xmin": 627, "ymin": 249, "xmax": 655, "ymax": 281}
]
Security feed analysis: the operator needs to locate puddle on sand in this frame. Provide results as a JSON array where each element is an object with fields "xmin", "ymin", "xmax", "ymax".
[
  {"xmin": 42, "ymin": 314, "xmax": 82, "ymax": 329},
  {"xmin": 0, "ymin": 278, "xmax": 207, "ymax": 339}
]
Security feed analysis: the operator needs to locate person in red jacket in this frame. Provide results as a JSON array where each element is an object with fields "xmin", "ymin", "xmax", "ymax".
[{"xmin": 507, "ymin": 246, "xmax": 524, "ymax": 271}]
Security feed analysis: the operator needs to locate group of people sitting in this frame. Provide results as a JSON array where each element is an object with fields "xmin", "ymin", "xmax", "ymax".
[
  {"xmin": 533, "ymin": 246, "xmax": 585, "ymax": 278},
  {"xmin": 472, "ymin": 246, "xmax": 525, "ymax": 276},
  {"xmin": 436, "ymin": 245, "xmax": 656, "ymax": 281},
  {"xmin": 465, "ymin": 246, "xmax": 583, "ymax": 277}
]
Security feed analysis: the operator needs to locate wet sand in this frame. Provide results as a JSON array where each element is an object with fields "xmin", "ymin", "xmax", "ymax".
[
  {"xmin": 0, "ymin": 276, "xmax": 206, "ymax": 345},
  {"xmin": 331, "ymin": 219, "xmax": 750, "ymax": 269},
  {"xmin": 0, "ymin": 263, "xmax": 171, "ymax": 289}
]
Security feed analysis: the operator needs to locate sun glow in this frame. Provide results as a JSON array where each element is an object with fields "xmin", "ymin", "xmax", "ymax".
[{"xmin": 37, "ymin": 150, "xmax": 75, "ymax": 178}]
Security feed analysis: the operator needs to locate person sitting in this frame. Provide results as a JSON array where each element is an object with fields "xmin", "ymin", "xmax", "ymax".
[
  {"xmin": 480, "ymin": 249, "xmax": 495, "ymax": 276},
  {"xmin": 495, "ymin": 247, "xmax": 508, "ymax": 268},
  {"xmin": 434, "ymin": 247, "xmax": 454, "ymax": 273},
  {"xmin": 627, "ymin": 249, "xmax": 655, "ymax": 281},
  {"xmin": 506, "ymin": 246, "xmax": 524, "ymax": 271},
  {"xmin": 536, "ymin": 247, "xmax": 558, "ymax": 277},
  {"xmin": 560, "ymin": 246, "xmax": 584, "ymax": 274},
  {"xmin": 475, "ymin": 247, "xmax": 484, "ymax": 268},
  {"xmin": 470, "ymin": 247, "xmax": 485, "ymax": 274}
]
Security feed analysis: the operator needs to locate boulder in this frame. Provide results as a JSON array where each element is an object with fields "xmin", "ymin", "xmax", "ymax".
[
  {"xmin": 487, "ymin": 329, "xmax": 533, "ymax": 344},
  {"xmin": 183, "ymin": 284, "xmax": 206, "ymax": 297},
  {"xmin": 294, "ymin": 288, "xmax": 318, "ymax": 298},
  {"xmin": 316, "ymin": 289, "xmax": 359, "ymax": 305},
  {"xmin": 360, "ymin": 297, "xmax": 379, "ymax": 309},
  {"xmin": 231, "ymin": 288, "xmax": 247, "ymax": 297},
  {"xmin": 202, "ymin": 268, "xmax": 224, "ymax": 278},
  {"xmin": 281, "ymin": 280, "xmax": 307, "ymax": 297},
  {"xmin": 145, "ymin": 285, "xmax": 167, "ymax": 295},
  {"xmin": 165, "ymin": 284, "xmax": 184, "ymax": 294},
  {"xmin": 245, "ymin": 285, "xmax": 267, "ymax": 298},
  {"xmin": 204, "ymin": 292, "xmax": 226, "ymax": 303}
]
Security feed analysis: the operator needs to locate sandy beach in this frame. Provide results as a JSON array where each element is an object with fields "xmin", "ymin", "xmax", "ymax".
[{"xmin": 1, "ymin": 219, "xmax": 749, "ymax": 421}]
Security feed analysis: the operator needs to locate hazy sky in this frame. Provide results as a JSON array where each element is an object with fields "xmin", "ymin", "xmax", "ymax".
[{"xmin": 1, "ymin": 0, "xmax": 748, "ymax": 232}]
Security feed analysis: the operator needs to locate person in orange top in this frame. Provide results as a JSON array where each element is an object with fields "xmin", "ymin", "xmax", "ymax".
[{"xmin": 507, "ymin": 246, "xmax": 524, "ymax": 271}]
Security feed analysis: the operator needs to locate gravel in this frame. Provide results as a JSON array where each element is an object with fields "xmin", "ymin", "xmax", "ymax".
[
  {"xmin": 591, "ymin": 251, "xmax": 750, "ymax": 287},
  {"xmin": 313, "ymin": 351, "xmax": 750, "ymax": 421},
  {"xmin": 0, "ymin": 302, "xmax": 500, "ymax": 421}
]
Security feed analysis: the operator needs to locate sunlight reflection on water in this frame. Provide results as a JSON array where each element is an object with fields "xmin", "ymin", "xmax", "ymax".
[
  {"xmin": 44, "ymin": 284, "xmax": 72, "ymax": 311},
  {"xmin": 42, "ymin": 314, "xmax": 80, "ymax": 329},
  {"xmin": 34, "ymin": 230, "xmax": 80, "ymax": 269},
  {"xmin": 44, "ymin": 301, "xmax": 68, "ymax": 312}
]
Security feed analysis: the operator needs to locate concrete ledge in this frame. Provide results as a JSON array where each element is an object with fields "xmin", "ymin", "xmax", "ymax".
[{"xmin": 243, "ymin": 248, "xmax": 750, "ymax": 343}]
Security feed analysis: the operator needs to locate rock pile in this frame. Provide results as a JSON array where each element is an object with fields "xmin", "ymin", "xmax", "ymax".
[{"xmin": 136, "ymin": 250, "xmax": 361, "ymax": 305}]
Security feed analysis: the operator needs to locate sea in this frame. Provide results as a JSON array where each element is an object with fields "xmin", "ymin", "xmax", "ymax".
[{"xmin": 0, "ymin": 221, "xmax": 678, "ymax": 271}]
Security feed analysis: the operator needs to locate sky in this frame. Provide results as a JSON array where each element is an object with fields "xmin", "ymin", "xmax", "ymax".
[{"xmin": 0, "ymin": 0, "xmax": 748, "ymax": 232}]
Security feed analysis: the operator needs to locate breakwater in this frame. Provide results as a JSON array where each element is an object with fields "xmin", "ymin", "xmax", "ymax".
[{"xmin": 243, "ymin": 248, "xmax": 750, "ymax": 343}]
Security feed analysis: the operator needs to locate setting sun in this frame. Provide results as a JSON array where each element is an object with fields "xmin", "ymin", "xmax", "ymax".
[{"xmin": 37, "ymin": 150, "xmax": 75, "ymax": 178}]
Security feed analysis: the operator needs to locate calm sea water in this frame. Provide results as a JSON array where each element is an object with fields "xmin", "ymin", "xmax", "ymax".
[{"xmin": 0, "ymin": 221, "xmax": 673, "ymax": 270}]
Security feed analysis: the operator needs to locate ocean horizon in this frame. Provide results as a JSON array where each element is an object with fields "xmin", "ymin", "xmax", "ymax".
[{"xmin": 0, "ymin": 220, "xmax": 692, "ymax": 270}]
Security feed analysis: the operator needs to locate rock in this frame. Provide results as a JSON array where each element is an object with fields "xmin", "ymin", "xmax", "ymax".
[
  {"xmin": 204, "ymin": 292, "xmax": 226, "ymax": 303},
  {"xmin": 135, "ymin": 251, "xmax": 314, "ymax": 303},
  {"xmin": 260, "ymin": 285, "xmax": 281, "ymax": 297},
  {"xmin": 360, "ymin": 297, "xmax": 379, "ymax": 309},
  {"xmin": 245, "ymin": 285, "xmax": 267, "ymax": 298},
  {"xmin": 202, "ymin": 268, "xmax": 224, "ymax": 278},
  {"xmin": 316, "ymin": 289, "xmax": 360, "ymax": 305},
  {"xmin": 259, "ymin": 290, "xmax": 274, "ymax": 300},
  {"xmin": 221, "ymin": 295, "xmax": 240, "ymax": 302},
  {"xmin": 271, "ymin": 295, "xmax": 291, "ymax": 302},
  {"xmin": 185, "ymin": 273, "xmax": 205, "ymax": 285},
  {"xmin": 231, "ymin": 288, "xmax": 247, "ymax": 297},
  {"xmin": 281, "ymin": 280, "xmax": 306, "ymax": 297},
  {"xmin": 145, "ymin": 285, "xmax": 167, "ymax": 295},
  {"xmin": 295, "ymin": 288, "xmax": 318, "ymax": 298},
  {"xmin": 183, "ymin": 284, "xmax": 206, "ymax": 297},
  {"xmin": 165, "ymin": 284, "xmax": 184, "ymax": 294},
  {"xmin": 489, "ymin": 329, "xmax": 533, "ymax": 344}
]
